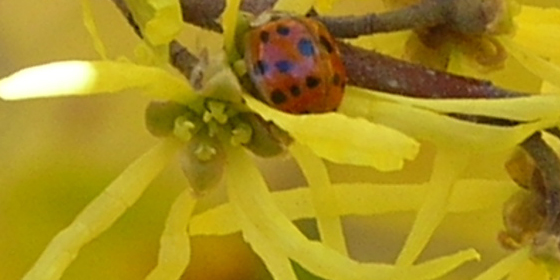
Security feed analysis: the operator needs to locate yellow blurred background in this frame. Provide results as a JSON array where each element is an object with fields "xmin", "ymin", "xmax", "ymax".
[{"xmin": 0, "ymin": 0, "xmax": 557, "ymax": 279}]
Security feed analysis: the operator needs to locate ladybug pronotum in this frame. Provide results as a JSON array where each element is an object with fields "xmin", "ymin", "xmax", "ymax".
[{"xmin": 244, "ymin": 14, "xmax": 347, "ymax": 114}]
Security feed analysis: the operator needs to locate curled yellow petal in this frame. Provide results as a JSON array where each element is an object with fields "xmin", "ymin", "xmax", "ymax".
[
  {"xmin": 473, "ymin": 247, "xmax": 530, "ymax": 280},
  {"xmin": 340, "ymin": 93, "xmax": 557, "ymax": 151},
  {"xmin": 500, "ymin": 36, "xmax": 560, "ymax": 90},
  {"xmin": 222, "ymin": 0, "xmax": 242, "ymax": 60},
  {"xmin": 244, "ymin": 95, "xmax": 419, "ymax": 171},
  {"xmin": 190, "ymin": 179, "xmax": 515, "ymax": 236},
  {"xmin": 396, "ymin": 150, "xmax": 470, "ymax": 266},
  {"xmin": 124, "ymin": 0, "xmax": 182, "ymax": 46},
  {"xmin": 347, "ymin": 86, "xmax": 560, "ymax": 122},
  {"xmin": 230, "ymin": 190, "xmax": 299, "ymax": 280},
  {"xmin": 81, "ymin": 0, "xmax": 108, "ymax": 59},
  {"xmin": 225, "ymin": 146, "xmax": 478, "ymax": 280},
  {"xmin": 0, "ymin": 61, "xmax": 194, "ymax": 103},
  {"xmin": 290, "ymin": 143, "xmax": 347, "ymax": 255},
  {"xmin": 22, "ymin": 138, "xmax": 182, "ymax": 280},
  {"xmin": 146, "ymin": 188, "xmax": 197, "ymax": 280}
]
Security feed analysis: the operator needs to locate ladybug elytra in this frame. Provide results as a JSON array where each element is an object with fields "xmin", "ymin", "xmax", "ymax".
[{"xmin": 244, "ymin": 14, "xmax": 346, "ymax": 114}]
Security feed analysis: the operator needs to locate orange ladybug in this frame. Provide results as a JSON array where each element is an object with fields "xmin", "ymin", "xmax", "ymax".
[{"xmin": 244, "ymin": 14, "xmax": 346, "ymax": 114}]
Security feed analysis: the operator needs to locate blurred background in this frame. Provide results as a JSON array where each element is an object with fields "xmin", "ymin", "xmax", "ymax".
[{"xmin": 0, "ymin": 0, "xmax": 557, "ymax": 279}]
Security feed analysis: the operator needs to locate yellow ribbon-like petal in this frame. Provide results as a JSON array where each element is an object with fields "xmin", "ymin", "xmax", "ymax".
[
  {"xmin": 124, "ymin": 0, "xmax": 183, "ymax": 46},
  {"xmin": 81, "ymin": 0, "xmax": 108, "ymax": 59},
  {"xmin": 0, "ymin": 60, "xmax": 194, "ymax": 103},
  {"xmin": 146, "ymin": 188, "xmax": 197, "ymax": 280},
  {"xmin": 244, "ymin": 95, "xmax": 419, "ymax": 171},
  {"xmin": 340, "ymin": 92, "xmax": 557, "ymax": 150},
  {"xmin": 347, "ymin": 86, "xmax": 560, "ymax": 122},
  {"xmin": 273, "ymin": 0, "xmax": 315, "ymax": 14},
  {"xmin": 225, "ymin": 146, "xmax": 478, "ymax": 280},
  {"xmin": 190, "ymin": 179, "xmax": 515, "ymax": 237},
  {"xmin": 222, "ymin": 0, "xmax": 242, "ymax": 61},
  {"xmin": 500, "ymin": 37, "xmax": 560, "ymax": 91},
  {"xmin": 473, "ymin": 247, "xmax": 530, "ymax": 280}
]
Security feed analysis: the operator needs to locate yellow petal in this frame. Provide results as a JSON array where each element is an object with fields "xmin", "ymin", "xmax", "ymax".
[
  {"xmin": 396, "ymin": 150, "xmax": 470, "ymax": 266},
  {"xmin": 244, "ymin": 95, "xmax": 419, "ymax": 171},
  {"xmin": 290, "ymin": 143, "xmax": 347, "ymax": 255},
  {"xmin": 225, "ymin": 146, "xmax": 478, "ymax": 280},
  {"xmin": 473, "ymin": 247, "xmax": 530, "ymax": 280},
  {"xmin": 347, "ymin": 86, "xmax": 560, "ymax": 122},
  {"xmin": 22, "ymin": 138, "xmax": 182, "ymax": 280},
  {"xmin": 0, "ymin": 61, "xmax": 194, "ymax": 103},
  {"xmin": 514, "ymin": 23, "xmax": 560, "ymax": 61},
  {"xmin": 273, "ymin": 0, "xmax": 315, "ymax": 14},
  {"xmin": 508, "ymin": 258, "xmax": 549, "ymax": 280},
  {"xmin": 124, "ymin": 0, "xmax": 183, "ymax": 46},
  {"xmin": 230, "ymin": 187, "xmax": 300, "ymax": 280},
  {"xmin": 340, "ymin": 92, "xmax": 558, "ymax": 151},
  {"xmin": 146, "ymin": 188, "xmax": 197, "ymax": 280},
  {"xmin": 81, "ymin": 0, "xmax": 108, "ymax": 59},
  {"xmin": 515, "ymin": 5, "xmax": 560, "ymax": 25},
  {"xmin": 222, "ymin": 0, "xmax": 242, "ymax": 61},
  {"xmin": 500, "ymin": 36, "xmax": 560, "ymax": 90},
  {"xmin": 350, "ymin": 31, "xmax": 412, "ymax": 58},
  {"xmin": 190, "ymin": 179, "xmax": 515, "ymax": 236}
]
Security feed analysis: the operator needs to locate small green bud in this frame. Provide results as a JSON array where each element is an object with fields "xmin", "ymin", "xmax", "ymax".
[
  {"xmin": 203, "ymin": 100, "xmax": 228, "ymax": 124},
  {"xmin": 173, "ymin": 116, "xmax": 196, "ymax": 142},
  {"xmin": 231, "ymin": 121, "xmax": 252, "ymax": 146},
  {"xmin": 194, "ymin": 142, "xmax": 217, "ymax": 161}
]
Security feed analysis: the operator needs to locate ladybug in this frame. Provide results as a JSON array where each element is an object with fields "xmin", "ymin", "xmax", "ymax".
[{"xmin": 244, "ymin": 14, "xmax": 346, "ymax": 114}]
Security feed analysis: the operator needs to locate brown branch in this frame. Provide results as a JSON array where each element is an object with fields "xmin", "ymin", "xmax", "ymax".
[
  {"xmin": 178, "ymin": 0, "xmax": 278, "ymax": 32},
  {"xmin": 338, "ymin": 41, "xmax": 522, "ymax": 99},
  {"xmin": 316, "ymin": 0, "xmax": 497, "ymax": 38},
  {"xmin": 111, "ymin": 0, "xmax": 528, "ymax": 100},
  {"xmin": 317, "ymin": 0, "xmax": 445, "ymax": 38}
]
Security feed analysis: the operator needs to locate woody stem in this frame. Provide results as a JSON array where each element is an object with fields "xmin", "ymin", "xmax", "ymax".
[{"xmin": 316, "ymin": 0, "xmax": 500, "ymax": 38}]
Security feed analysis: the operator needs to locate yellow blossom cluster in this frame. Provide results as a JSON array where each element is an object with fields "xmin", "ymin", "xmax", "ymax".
[{"xmin": 1, "ymin": 0, "xmax": 560, "ymax": 279}]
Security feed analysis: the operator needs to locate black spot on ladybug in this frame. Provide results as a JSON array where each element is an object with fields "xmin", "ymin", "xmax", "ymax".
[
  {"xmin": 271, "ymin": 89, "xmax": 287, "ymax": 104},
  {"xmin": 332, "ymin": 73, "xmax": 341, "ymax": 86},
  {"xmin": 275, "ymin": 60, "xmax": 293, "ymax": 73},
  {"xmin": 319, "ymin": 36, "xmax": 334, "ymax": 53},
  {"xmin": 301, "ymin": 110, "xmax": 311, "ymax": 114},
  {"xmin": 254, "ymin": 60, "xmax": 269, "ymax": 75},
  {"xmin": 306, "ymin": 76, "xmax": 320, "ymax": 89},
  {"xmin": 289, "ymin": 85, "xmax": 301, "ymax": 97},
  {"xmin": 276, "ymin": 25, "xmax": 290, "ymax": 36},
  {"xmin": 297, "ymin": 38, "xmax": 315, "ymax": 57},
  {"xmin": 260, "ymin": 31, "xmax": 270, "ymax": 43}
]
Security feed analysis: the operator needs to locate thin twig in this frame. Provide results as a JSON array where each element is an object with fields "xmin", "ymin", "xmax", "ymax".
[
  {"xmin": 317, "ymin": 0, "xmax": 445, "ymax": 38},
  {"xmin": 316, "ymin": 0, "xmax": 497, "ymax": 38},
  {"xmin": 111, "ymin": 0, "xmax": 527, "ymax": 100},
  {"xmin": 338, "ymin": 41, "xmax": 523, "ymax": 99},
  {"xmin": 178, "ymin": 0, "xmax": 278, "ymax": 32}
]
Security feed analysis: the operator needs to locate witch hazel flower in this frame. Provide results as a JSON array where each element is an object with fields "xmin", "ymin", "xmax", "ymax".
[{"xmin": 5, "ymin": 0, "xmax": 560, "ymax": 279}]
